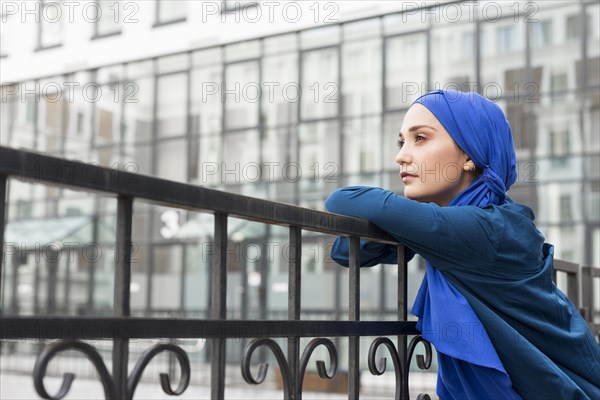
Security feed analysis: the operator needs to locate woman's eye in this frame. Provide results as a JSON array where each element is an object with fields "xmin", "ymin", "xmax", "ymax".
[{"xmin": 397, "ymin": 135, "xmax": 424, "ymax": 148}]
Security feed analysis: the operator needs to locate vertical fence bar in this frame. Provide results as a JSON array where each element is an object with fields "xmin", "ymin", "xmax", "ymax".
[
  {"xmin": 259, "ymin": 225, "xmax": 271, "ymax": 320},
  {"xmin": 567, "ymin": 269, "xmax": 579, "ymax": 309},
  {"xmin": 114, "ymin": 195, "xmax": 133, "ymax": 399},
  {"xmin": 581, "ymin": 266, "xmax": 592, "ymax": 322},
  {"xmin": 554, "ymin": 260, "xmax": 580, "ymax": 307},
  {"xmin": 87, "ymin": 213, "xmax": 99, "ymax": 313},
  {"xmin": 46, "ymin": 250, "xmax": 58, "ymax": 315},
  {"xmin": 288, "ymin": 226, "xmax": 302, "ymax": 399},
  {"xmin": 211, "ymin": 212, "xmax": 228, "ymax": 400},
  {"xmin": 33, "ymin": 263, "xmax": 40, "ymax": 315},
  {"xmin": 348, "ymin": 236, "xmax": 360, "ymax": 399},
  {"xmin": 397, "ymin": 244, "xmax": 408, "ymax": 400},
  {"xmin": 0, "ymin": 174, "xmax": 6, "ymax": 356},
  {"xmin": 379, "ymin": 265, "xmax": 386, "ymax": 319},
  {"xmin": 9, "ymin": 250, "xmax": 19, "ymax": 315},
  {"xmin": 0, "ymin": 175, "xmax": 7, "ymax": 303}
]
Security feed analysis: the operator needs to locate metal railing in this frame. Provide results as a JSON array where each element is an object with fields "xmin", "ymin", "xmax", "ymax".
[
  {"xmin": 1, "ymin": 146, "xmax": 598, "ymax": 399},
  {"xmin": 554, "ymin": 260, "xmax": 600, "ymax": 339},
  {"xmin": 0, "ymin": 146, "xmax": 431, "ymax": 400}
]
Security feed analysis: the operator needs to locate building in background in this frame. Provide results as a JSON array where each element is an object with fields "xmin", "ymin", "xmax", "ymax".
[{"xmin": 1, "ymin": 0, "xmax": 599, "ymax": 374}]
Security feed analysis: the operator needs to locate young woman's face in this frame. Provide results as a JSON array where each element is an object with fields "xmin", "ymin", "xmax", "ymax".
[{"xmin": 395, "ymin": 103, "xmax": 474, "ymax": 207}]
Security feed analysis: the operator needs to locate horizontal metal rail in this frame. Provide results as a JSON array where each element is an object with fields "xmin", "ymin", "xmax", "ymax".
[
  {"xmin": 0, "ymin": 146, "xmax": 397, "ymax": 243},
  {"xmin": 0, "ymin": 318, "xmax": 419, "ymax": 340}
]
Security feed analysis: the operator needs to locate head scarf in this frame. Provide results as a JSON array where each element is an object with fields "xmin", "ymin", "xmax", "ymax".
[
  {"xmin": 413, "ymin": 90, "xmax": 517, "ymax": 207},
  {"xmin": 410, "ymin": 90, "xmax": 520, "ymax": 379}
]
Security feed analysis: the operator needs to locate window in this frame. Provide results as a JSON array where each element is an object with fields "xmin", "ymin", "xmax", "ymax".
[
  {"xmin": 38, "ymin": 0, "xmax": 63, "ymax": 49},
  {"xmin": 531, "ymin": 20, "xmax": 552, "ymax": 49},
  {"xmin": 506, "ymin": 103, "xmax": 535, "ymax": 150},
  {"xmin": 301, "ymin": 48, "xmax": 339, "ymax": 119},
  {"xmin": 343, "ymin": 117, "xmax": 381, "ymax": 174},
  {"xmin": 446, "ymin": 76, "xmax": 473, "ymax": 92},
  {"xmin": 550, "ymin": 72, "xmax": 568, "ymax": 103},
  {"xmin": 497, "ymin": 25, "xmax": 516, "ymax": 54},
  {"xmin": 576, "ymin": 57, "xmax": 600, "ymax": 90},
  {"xmin": 590, "ymin": 107, "xmax": 600, "ymax": 150},
  {"xmin": 94, "ymin": 0, "xmax": 121, "ymax": 38},
  {"xmin": 385, "ymin": 33, "xmax": 427, "ymax": 108},
  {"xmin": 26, "ymin": 99, "xmax": 37, "ymax": 124},
  {"xmin": 224, "ymin": 61, "xmax": 259, "ymax": 130},
  {"xmin": 566, "ymin": 14, "xmax": 591, "ymax": 41},
  {"xmin": 0, "ymin": 86, "xmax": 15, "ymax": 145},
  {"xmin": 460, "ymin": 31, "xmax": 475, "ymax": 60},
  {"xmin": 76, "ymin": 111, "xmax": 85, "ymax": 134},
  {"xmin": 342, "ymin": 39, "xmax": 382, "ymax": 116},
  {"xmin": 157, "ymin": 72, "xmax": 187, "ymax": 138},
  {"xmin": 559, "ymin": 194, "xmax": 573, "ymax": 221},
  {"xmin": 550, "ymin": 129, "xmax": 570, "ymax": 156},
  {"xmin": 550, "ymin": 129, "xmax": 570, "ymax": 166},
  {"xmin": 589, "ymin": 182, "xmax": 600, "ymax": 221},
  {"xmin": 16, "ymin": 200, "xmax": 33, "ymax": 219},
  {"xmin": 155, "ymin": 0, "xmax": 186, "ymax": 26}
]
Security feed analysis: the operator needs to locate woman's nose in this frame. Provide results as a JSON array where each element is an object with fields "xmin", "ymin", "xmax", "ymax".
[{"xmin": 395, "ymin": 145, "xmax": 411, "ymax": 166}]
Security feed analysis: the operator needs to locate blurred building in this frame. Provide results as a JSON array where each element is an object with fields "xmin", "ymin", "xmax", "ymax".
[{"xmin": 1, "ymin": 0, "xmax": 599, "ymax": 326}]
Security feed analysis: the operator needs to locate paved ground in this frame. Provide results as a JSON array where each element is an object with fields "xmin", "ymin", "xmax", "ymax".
[
  {"xmin": 1, "ymin": 372, "xmax": 320, "ymax": 400},
  {"xmin": 1, "ymin": 349, "xmax": 437, "ymax": 399},
  {"xmin": 0, "ymin": 371, "xmax": 437, "ymax": 399}
]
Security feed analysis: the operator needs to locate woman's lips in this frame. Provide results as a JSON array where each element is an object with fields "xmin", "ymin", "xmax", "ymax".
[{"xmin": 400, "ymin": 172, "xmax": 417, "ymax": 182}]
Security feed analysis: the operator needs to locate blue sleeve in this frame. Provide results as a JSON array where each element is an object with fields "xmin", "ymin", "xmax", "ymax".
[
  {"xmin": 325, "ymin": 186, "xmax": 500, "ymax": 271},
  {"xmin": 328, "ymin": 237, "xmax": 401, "ymax": 268}
]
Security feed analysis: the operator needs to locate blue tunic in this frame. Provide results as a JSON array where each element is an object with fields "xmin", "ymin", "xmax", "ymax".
[{"xmin": 326, "ymin": 186, "xmax": 600, "ymax": 399}]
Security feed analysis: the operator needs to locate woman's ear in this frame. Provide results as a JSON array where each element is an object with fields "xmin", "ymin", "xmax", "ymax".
[{"xmin": 463, "ymin": 159, "xmax": 476, "ymax": 172}]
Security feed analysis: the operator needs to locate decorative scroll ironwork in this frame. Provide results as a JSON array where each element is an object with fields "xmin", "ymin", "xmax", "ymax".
[
  {"xmin": 407, "ymin": 336, "xmax": 432, "ymax": 372},
  {"xmin": 127, "ymin": 343, "xmax": 191, "ymax": 399},
  {"xmin": 241, "ymin": 338, "xmax": 293, "ymax": 398},
  {"xmin": 368, "ymin": 335, "xmax": 433, "ymax": 400},
  {"xmin": 242, "ymin": 337, "xmax": 339, "ymax": 400},
  {"xmin": 298, "ymin": 338, "xmax": 338, "ymax": 383},
  {"xmin": 33, "ymin": 340, "xmax": 190, "ymax": 400},
  {"xmin": 408, "ymin": 336, "xmax": 433, "ymax": 400},
  {"xmin": 368, "ymin": 337, "xmax": 403, "ymax": 399},
  {"xmin": 33, "ymin": 341, "xmax": 116, "ymax": 400}
]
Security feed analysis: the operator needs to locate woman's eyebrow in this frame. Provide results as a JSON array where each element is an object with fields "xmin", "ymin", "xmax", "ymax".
[{"xmin": 399, "ymin": 125, "xmax": 437, "ymax": 137}]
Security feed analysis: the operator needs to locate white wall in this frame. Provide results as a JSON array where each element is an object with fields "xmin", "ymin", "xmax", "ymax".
[{"xmin": 0, "ymin": 0, "xmax": 418, "ymax": 82}]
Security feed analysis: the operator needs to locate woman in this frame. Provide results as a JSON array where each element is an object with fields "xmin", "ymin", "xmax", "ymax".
[{"xmin": 325, "ymin": 90, "xmax": 600, "ymax": 399}]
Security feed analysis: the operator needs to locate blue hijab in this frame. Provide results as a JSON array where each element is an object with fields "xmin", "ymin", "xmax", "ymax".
[
  {"xmin": 411, "ymin": 90, "xmax": 522, "ymax": 398},
  {"xmin": 416, "ymin": 89, "xmax": 517, "ymax": 207}
]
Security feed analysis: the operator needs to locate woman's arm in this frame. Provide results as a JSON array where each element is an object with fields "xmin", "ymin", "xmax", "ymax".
[
  {"xmin": 325, "ymin": 186, "xmax": 500, "ymax": 271},
  {"xmin": 328, "ymin": 237, "xmax": 403, "ymax": 268}
]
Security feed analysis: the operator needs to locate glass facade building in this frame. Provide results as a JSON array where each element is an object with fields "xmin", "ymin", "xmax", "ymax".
[{"xmin": 1, "ymin": 1, "xmax": 599, "ymax": 330}]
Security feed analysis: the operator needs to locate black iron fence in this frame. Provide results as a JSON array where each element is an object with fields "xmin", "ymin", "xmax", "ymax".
[
  {"xmin": 0, "ymin": 146, "xmax": 598, "ymax": 399},
  {"xmin": 0, "ymin": 146, "xmax": 430, "ymax": 399},
  {"xmin": 553, "ymin": 259, "xmax": 600, "ymax": 340}
]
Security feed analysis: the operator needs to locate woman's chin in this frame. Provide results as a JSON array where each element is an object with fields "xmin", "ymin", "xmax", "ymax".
[
  {"xmin": 404, "ymin": 191, "xmax": 435, "ymax": 204},
  {"xmin": 403, "ymin": 191, "xmax": 421, "ymax": 202}
]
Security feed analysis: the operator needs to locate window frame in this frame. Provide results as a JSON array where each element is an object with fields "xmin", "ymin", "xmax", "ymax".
[
  {"xmin": 36, "ymin": 0, "xmax": 64, "ymax": 51},
  {"xmin": 91, "ymin": 0, "xmax": 122, "ymax": 40},
  {"xmin": 154, "ymin": 0, "xmax": 187, "ymax": 28}
]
